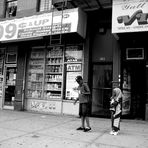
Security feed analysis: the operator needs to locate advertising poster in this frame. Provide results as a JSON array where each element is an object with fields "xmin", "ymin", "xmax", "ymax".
[
  {"xmin": 122, "ymin": 90, "xmax": 131, "ymax": 115},
  {"xmin": 122, "ymin": 68, "xmax": 131, "ymax": 115},
  {"xmin": 112, "ymin": 0, "xmax": 148, "ymax": 33},
  {"xmin": 66, "ymin": 63, "xmax": 82, "ymax": 100},
  {"xmin": 65, "ymin": 46, "xmax": 82, "ymax": 62}
]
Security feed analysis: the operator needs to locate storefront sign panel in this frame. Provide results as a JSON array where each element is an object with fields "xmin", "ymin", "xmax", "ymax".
[
  {"xmin": 112, "ymin": 0, "xmax": 148, "ymax": 33},
  {"xmin": 0, "ymin": 8, "xmax": 86, "ymax": 41}
]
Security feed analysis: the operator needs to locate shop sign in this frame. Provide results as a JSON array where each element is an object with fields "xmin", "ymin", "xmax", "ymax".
[
  {"xmin": 0, "ymin": 8, "xmax": 86, "ymax": 41},
  {"xmin": 112, "ymin": 0, "xmax": 148, "ymax": 33},
  {"xmin": 66, "ymin": 64, "xmax": 82, "ymax": 72}
]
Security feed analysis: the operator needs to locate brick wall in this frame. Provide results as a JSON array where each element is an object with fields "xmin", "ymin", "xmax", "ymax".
[
  {"xmin": 17, "ymin": 0, "xmax": 38, "ymax": 17},
  {"xmin": 0, "ymin": 0, "xmax": 5, "ymax": 18}
]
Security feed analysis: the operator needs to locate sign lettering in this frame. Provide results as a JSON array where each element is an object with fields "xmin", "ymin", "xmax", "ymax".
[
  {"xmin": 0, "ymin": 23, "xmax": 17, "ymax": 39},
  {"xmin": 0, "ymin": 8, "xmax": 87, "ymax": 41},
  {"xmin": 67, "ymin": 64, "xmax": 82, "ymax": 72},
  {"xmin": 117, "ymin": 10, "xmax": 148, "ymax": 26},
  {"xmin": 112, "ymin": 0, "xmax": 148, "ymax": 33}
]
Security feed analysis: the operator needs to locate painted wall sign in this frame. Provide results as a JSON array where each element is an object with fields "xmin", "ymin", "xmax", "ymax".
[
  {"xmin": 0, "ymin": 8, "xmax": 87, "ymax": 41},
  {"xmin": 28, "ymin": 99, "xmax": 61, "ymax": 113},
  {"xmin": 112, "ymin": 0, "xmax": 148, "ymax": 33}
]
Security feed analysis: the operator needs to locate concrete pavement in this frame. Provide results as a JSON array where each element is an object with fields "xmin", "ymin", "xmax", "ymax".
[{"xmin": 0, "ymin": 110, "xmax": 148, "ymax": 148}]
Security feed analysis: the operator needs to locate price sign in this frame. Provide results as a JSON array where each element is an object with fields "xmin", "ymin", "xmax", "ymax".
[
  {"xmin": 0, "ymin": 8, "xmax": 81, "ymax": 41},
  {"xmin": 0, "ymin": 23, "xmax": 17, "ymax": 41}
]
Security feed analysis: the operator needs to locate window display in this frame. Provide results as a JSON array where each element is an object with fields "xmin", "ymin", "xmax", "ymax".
[
  {"xmin": 5, "ymin": 66, "xmax": 16, "ymax": 105},
  {"xmin": 27, "ymin": 47, "xmax": 45, "ymax": 99},
  {"xmin": 65, "ymin": 45, "xmax": 83, "ymax": 62},
  {"xmin": 26, "ymin": 45, "xmax": 83, "ymax": 101},
  {"xmin": 6, "ymin": 0, "xmax": 17, "ymax": 18},
  {"xmin": 64, "ymin": 45, "xmax": 83, "ymax": 100},
  {"xmin": 44, "ymin": 46, "xmax": 63, "ymax": 99}
]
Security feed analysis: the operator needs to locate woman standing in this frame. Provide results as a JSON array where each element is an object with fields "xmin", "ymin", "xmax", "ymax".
[{"xmin": 110, "ymin": 87, "xmax": 122, "ymax": 135}]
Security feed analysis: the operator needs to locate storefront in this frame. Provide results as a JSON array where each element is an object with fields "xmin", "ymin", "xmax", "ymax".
[
  {"xmin": 112, "ymin": 0, "xmax": 148, "ymax": 120},
  {"xmin": 0, "ymin": 8, "xmax": 87, "ymax": 116},
  {"xmin": 87, "ymin": 0, "xmax": 148, "ymax": 120},
  {"xmin": 25, "ymin": 44, "xmax": 83, "ymax": 115}
]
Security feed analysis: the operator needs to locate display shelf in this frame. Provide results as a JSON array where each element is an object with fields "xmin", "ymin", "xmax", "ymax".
[
  {"xmin": 44, "ymin": 46, "xmax": 63, "ymax": 100},
  {"xmin": 26, "ymin": 48, "xmax": 45, "ymax": 99}
]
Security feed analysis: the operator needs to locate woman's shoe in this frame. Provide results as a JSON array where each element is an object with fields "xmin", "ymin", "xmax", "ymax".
[
  {"xmin": 113, "ymin": 131, "xmax": 119, "ymax": 135},
  {"xmin": 109, "ymin": 130, "xmax": 114, "ymax": 135}
]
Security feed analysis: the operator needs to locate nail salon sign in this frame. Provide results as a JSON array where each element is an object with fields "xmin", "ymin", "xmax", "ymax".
[{"xmin": 112, "ymin": 0, "xmax": 148, "ymax": 33}]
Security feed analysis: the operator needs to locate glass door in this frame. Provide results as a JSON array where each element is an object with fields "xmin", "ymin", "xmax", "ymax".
[
  {"xmin": 4, "ymin": 65, "xmax": 17, "ymax": 107},
  {"xmin": 91, "ymin": 64, "xmax": 112, "ymax": 117}
]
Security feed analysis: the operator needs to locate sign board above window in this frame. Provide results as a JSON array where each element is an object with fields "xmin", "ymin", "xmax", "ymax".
[
  {"xmin": 0, "ymin": 8, "xmax": 87, "ymax": 42},
  {"xmin": 126, "ymin": 48, "xmax": 144, "ymax": 60},
  {"xmin": 112, "ymin": 0, "xmax": 148, "ymax": 33}
]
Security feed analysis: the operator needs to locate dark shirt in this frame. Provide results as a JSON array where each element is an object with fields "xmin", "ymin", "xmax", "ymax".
[{"xmin": 78, "ymin": 83, "xmax": 90, "ymax": 103}]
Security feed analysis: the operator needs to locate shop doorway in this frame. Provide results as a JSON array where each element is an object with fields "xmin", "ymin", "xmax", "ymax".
[
  {"xmin": 122, "ymin": 61, "xmax": 146, "ymax": 119},
  {"xmin": 4, "ymin": 65, "xmax": 17, "ymax": 109},
  {"xmin": 91, "ymin": 63, "xmax": 112, "ymax": 117}
]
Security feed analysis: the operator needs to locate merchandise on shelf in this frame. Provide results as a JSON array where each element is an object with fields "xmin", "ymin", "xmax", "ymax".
[
  {"xmin": 27, "ymin": 49, "xmax": 44, "ymax": 99},
  {"xmin": 44, "ymin": 46, "xmax": 63, "ymax": 100}
]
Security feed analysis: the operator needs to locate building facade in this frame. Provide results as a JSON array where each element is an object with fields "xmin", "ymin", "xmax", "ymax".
[{"xmin": 0, "ymin": 0, "xmax": 148, "ymax": 120}]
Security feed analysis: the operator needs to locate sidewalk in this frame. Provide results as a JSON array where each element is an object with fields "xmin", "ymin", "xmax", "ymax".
[{"xmin": 0, "ymin": 110, "xmax": 148, "ymax": 148}]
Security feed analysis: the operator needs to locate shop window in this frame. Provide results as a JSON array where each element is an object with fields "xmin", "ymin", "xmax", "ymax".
[
  {"xmin": 64, "ymin": 45, "xmax": 83, "ymax": 100},
  {"xmin": 44, "ymin": 46, "xmax": 64, "ymax": 100},
  {"xmin": 26, "ymin": 45, "xmax": 83, "ymax": 100},
  {"xmin": 6, "ymin": 52, "xmax": 17, "ymax": 64},
  {"xmin": 26, "ymin": 47, "xmax": 45, "ymax": 99},
  {"xmin": 5, "ymin": 0, "xmax": 17, "ymax": 18},
  {"xmin": 39, "ymin": 0, "xmax": 52, "ymax": 12},
  {"xmin": 126, "ymin": 48, "xmax": 144, "ymax": 60}
]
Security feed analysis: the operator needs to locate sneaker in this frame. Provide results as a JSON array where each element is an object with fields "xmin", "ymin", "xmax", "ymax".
[
  {"xmin": 76, "ymin": 127, "xmax": 84, "ymax": 130},
  {"xmin": 109, "ymin": 130, "xmax": 114, "ymax": 135},
  {"xmin": 84, "ymin": 127, "xmax": 91, "ymax": 132},
  {"xmin": 113, "ymin": 131, "xmax": 119, "ymax": 135}
]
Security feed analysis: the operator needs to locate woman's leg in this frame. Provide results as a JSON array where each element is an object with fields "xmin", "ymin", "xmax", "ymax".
[
  {"xmin": 85, "ymin": 116, "xmax": 90, "ymax": 128},
  {"xmin": 111, "ymin": 112, "xmax": 114, "ymax": 131}
]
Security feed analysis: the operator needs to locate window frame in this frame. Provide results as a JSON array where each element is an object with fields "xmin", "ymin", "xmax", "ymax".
[
  {"xmin": 5, "ymin": 0, "xmax": 17, "ymax": 18},
  {"xmin": 38, "ymin": 0, "xmax": 52, "ymax": 12}
]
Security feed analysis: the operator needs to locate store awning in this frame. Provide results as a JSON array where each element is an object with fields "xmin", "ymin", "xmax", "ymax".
[
  {"xmin": 112, "ymin": 0, "xmax": 148, "ymax": 33},
  {"xmin": 0, "ymin": 8, "xmax": 87, "ymax": 42}
]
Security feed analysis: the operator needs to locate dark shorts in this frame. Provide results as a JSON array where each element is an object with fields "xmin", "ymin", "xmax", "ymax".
[{"xmin": 79, "ymin": 103, "xmax": 90, "ymax": 117}]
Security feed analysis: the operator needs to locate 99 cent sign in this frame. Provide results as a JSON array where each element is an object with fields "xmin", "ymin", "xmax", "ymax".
[
  {"xmin": 0, "ymin": 8, "xmax": 80, "ymax": 41},
  {"xmin": 0, "ymin": 23, "xmax": 17, "ymax": 40}
]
